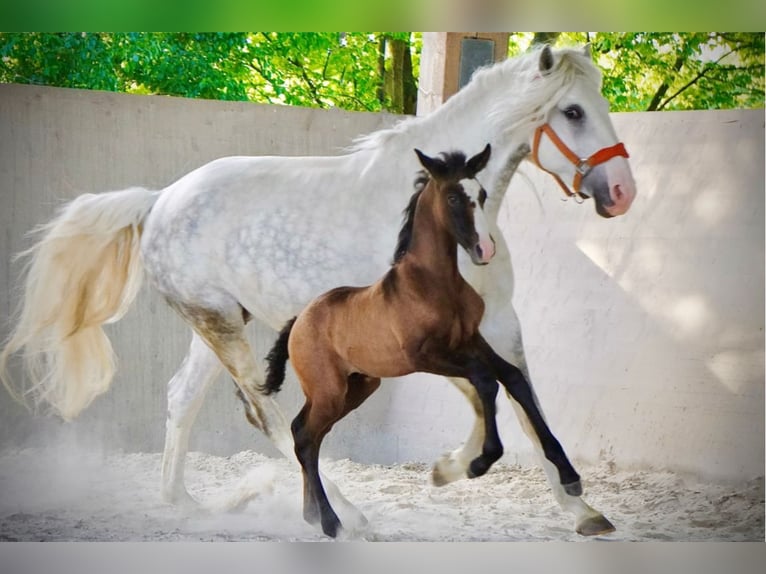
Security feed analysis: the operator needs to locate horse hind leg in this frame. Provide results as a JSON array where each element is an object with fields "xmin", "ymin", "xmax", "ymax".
[
  {"xmin": 161, "ymin": 332, "xmax": 223, "ymax": 506},
  {"xmin": 173, "ymin": 301, "xmax": 367, "ymax": 530},
  {"xmin": 290, "ymin": 373, "xmax": 350, "ymax": 538}
]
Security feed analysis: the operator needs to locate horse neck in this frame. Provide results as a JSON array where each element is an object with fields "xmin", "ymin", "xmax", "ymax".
[
  {"xmin": 401, "ymin": 184, "xmax": 459, "ymax": 282},
  {"xmin": 405, "ymin": 73, "xmax": 533, "ymax": 223}
]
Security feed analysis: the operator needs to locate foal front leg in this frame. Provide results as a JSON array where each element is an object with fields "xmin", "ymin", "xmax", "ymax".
[{"xmin": 479, "ymin": 340, "xmax": 582, "ymax": 495}]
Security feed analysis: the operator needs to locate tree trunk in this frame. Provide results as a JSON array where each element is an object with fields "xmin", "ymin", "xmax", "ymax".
[
  {"xmin": 376, "ymin": 35, "xmax": 386, "ymax": 106},
  {"xmin": 385, "ymin": 37, "xmax": 406, "ymax": 113}
]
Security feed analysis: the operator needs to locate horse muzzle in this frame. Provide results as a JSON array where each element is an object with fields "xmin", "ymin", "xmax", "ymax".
[{"xmin": 471, "ymin": 236, "xmax": 496, "ymax": 265}]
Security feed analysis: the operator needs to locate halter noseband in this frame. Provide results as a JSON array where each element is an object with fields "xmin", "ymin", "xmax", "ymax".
[{"xmin": 531, "ymin": 124, "xmax": 629, "ymax": 202}]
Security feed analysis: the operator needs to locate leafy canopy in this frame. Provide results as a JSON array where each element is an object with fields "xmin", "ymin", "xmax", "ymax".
[{"xmin": 1, "ymin": 32, "xmax": 762, "ymax": 113}]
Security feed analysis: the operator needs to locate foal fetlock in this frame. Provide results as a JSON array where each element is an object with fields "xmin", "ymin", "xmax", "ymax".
[{"xmin": 544, "ymin": 448, "xmax": 582, "ymax": 496}]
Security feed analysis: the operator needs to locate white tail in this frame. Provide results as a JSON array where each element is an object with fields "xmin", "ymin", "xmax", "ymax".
[{"xmin": 0, "ymin": 187, "xmax": 159, "ymax": 420}]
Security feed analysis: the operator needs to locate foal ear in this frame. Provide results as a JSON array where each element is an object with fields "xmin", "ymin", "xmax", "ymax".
[
  {"xmin": 582, "ymin": 43, "xmax": 592, "ymax": 59},
  {"xmin": 466, "ymin": 143, "xmax": 491, "ymax": 177},
  {"xmin": 414, "ymin": 148, "xmax": 446, "ymax": 179}
]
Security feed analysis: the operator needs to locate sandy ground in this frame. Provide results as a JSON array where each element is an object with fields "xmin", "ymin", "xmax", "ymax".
[{"xmin": 0, "ymin": 447, "xmax": 762, "ymax": 542}]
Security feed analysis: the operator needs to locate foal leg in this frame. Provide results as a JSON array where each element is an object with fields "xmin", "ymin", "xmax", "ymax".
[
  {"xmin": 463, "ymin": 367, "xmax": 504, "ymax": 480},
  {"xmin": 482, "ymin": 309, "xmax": 615, "ymax": 536},
  {"xmin": 161, "ymin": 332, "xmax": 223, "ymax": 506},
  {"xmin": 291, "ymin": 376, "xmax": 349, "ymax": 538},
  {"xmin": 173, "ymin": 302, "xmax": 367, "ymax": 528}
]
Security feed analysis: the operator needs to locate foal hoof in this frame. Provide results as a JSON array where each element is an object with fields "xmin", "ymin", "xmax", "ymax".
[
  {"xmin": 576, "ymin": 514, "xmax": 616, "ymax": 537},
  {"xmin": 563, "ymin": 480, "xmax": 583, "ymax": 497},
  {"xmin": 467, "ymin": 458, "xmax": 490, "ymax": 479},
  {"xmin": 322, "ymin": 518, "xmax": 342, "ymax": 539}
]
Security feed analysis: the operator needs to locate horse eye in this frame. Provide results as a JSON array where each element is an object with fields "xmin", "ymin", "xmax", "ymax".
[
  {"xmin": 563, "ymin": 105, "xmax": 584, "ymax": 121},
  {"xmin": 447, "ymin": 194, "xmax": 460, "ymax": 206}
]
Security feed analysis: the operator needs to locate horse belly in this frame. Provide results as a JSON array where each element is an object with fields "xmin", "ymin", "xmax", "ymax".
[{"xmin": 140, "ymin": 157, "xmax": 399, "ymax": 329}]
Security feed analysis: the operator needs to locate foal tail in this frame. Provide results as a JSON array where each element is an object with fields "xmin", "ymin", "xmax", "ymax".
[
  {"xmin": 0, "ymin": 187, "xmax": 160, "ymax": 421},
  {"xmin": 263, "ymin": 317, "xmax": 297, "ymax": 395}
]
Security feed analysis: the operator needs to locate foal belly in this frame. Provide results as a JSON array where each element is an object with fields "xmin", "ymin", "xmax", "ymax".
[{"xmin": 343, "ymin": 340, "xmax": 414, "ymax": 379}]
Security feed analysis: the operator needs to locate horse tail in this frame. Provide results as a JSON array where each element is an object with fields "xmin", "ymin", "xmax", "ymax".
[
  {"xmin": 263, "ymin": 317, "xmax": 297, "ymax": 395},
  {"xmin": 0, "ymin": 187, "xmax": 160, "ymax": 421}
]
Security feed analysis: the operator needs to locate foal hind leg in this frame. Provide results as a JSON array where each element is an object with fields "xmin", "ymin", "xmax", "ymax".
[
  {"xmin": 161, "ymin": 332, "xmax": 223, "ymax": 506},
  {"xmin": 291, "ymin": 374, "xmax": 351, "ymax": 538},
  {"xmin": 175, "ymin": 302, "xmax": 367, "ymax": 529}
]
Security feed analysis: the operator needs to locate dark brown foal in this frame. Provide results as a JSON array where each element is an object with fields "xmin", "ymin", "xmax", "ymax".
[{"xmin": 264, "ymin": 144, "xmax": 581, "ymax": 538}]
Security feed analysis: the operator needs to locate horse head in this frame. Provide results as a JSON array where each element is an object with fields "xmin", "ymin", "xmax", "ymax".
[
  {"xmin": 414, "ymin": 144, "xmax": 495, "ymax": 265},
  {"xmin": 528, "ymin": 44, "xmax": 636, "ymax": 218}
]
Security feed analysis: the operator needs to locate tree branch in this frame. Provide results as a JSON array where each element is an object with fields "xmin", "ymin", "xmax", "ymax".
[
  {"xmin": 657, "ymin": 48, "xmax": 736, "ymax": 110},
  {"xmin": 647, "ymin": 53, "xmax": 686, "ymax": 111}
]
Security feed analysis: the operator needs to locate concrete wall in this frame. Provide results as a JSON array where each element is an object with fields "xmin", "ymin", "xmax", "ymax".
[{"xmin": 1, "ymin": 85, "xmax": 762, "ymax": 481}]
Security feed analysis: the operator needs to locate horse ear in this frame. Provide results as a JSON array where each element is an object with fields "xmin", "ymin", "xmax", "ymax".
[
  {"xmin": 414, "ymin": 148, "xmax": 444, "ymax": 178},
  {"xmin": 466, "ymin": 143, "xmax": 491, "ymax": 176},
  {"xmin": 582, "ymin": 43, "xmax": 592, "ymax": 59},
  {"xmin": 538, "ymin": 44, "xmax": 555, "ymax": 74}
]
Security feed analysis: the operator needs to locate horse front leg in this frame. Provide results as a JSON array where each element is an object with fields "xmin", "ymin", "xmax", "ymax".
[
  {"xmin": 481, "ymin": 303, "xmax": 616, "ymax": 536},
  {"xmin": 432, "ymin": 377, "xmax": 487, "ymax": 486}
]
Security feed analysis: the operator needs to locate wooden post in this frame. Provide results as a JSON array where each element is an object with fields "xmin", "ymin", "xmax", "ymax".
[{"xmin": 417, "ymin": 32, "xmax": 510, "ymax": 116}]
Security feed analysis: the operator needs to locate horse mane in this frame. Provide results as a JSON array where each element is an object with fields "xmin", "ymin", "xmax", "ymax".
[
  {"xmin": 392, "ymin": 151, "xmax": 468, "ymax": 263},
  {"xmin": 349, "ymin": 45, "xmax": 601, "ymax": 154}
]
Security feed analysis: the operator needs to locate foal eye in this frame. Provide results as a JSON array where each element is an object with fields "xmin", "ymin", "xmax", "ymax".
[
  {"xmin": 563, "ymin": 105, "xmax": 584, "ymax": 121},
  {"xmin": 447, "ymin": 194, "xmax": 461, "ymax": 206}
]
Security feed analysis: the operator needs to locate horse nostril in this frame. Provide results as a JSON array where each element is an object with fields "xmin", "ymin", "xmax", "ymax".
[
  {"xmin": 474, "ymin": 244, "xmax": 484, "ymax": 260},
  {"xmin": 612, "ymin": 184, "xmax": 624, "ymax": 203}
]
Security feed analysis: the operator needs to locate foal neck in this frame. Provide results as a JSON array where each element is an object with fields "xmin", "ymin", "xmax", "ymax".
[{"xmin": 402, "ymin": 183, "xmax": 459, "ymax": 280}]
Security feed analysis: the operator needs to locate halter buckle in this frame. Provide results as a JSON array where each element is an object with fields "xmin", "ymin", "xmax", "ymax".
[{"xmin": 575, "ymin": 158, "xmax": 591, "ymax": 177}]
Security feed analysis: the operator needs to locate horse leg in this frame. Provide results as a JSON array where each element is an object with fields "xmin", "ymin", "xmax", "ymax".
[
  {"xmin": 174, "ymin": 302, "xmax": 367, "ymax": 529},
  {"xmin": 432, "ymin": 377, "xmax": 486, "ymax": 486},
  {"xmin": 478, "ymin": 342, "xmax": 582, "ymax": 492},
  {"xmin": 463, "ymin": 367, "xmax": 504, "ymax": 479},
  {"xmin": 481, "ymin": 306, "xmax": 616, "ymax": 536},
  {"xmin": 290, "ymin": 374, "xmax": 349, "ymax": 538},
  {"xmin": 505, "ymin": 383, "xmax": 615, "ymax": 535},
  {"xmin": 161, "ymin": 332, "xmax": 223, "ymax": 506}
]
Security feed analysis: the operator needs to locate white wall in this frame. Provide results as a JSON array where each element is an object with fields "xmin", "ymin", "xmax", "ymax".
[{"xmin": 1, "ymin": 85, "xmax": 762, "ymax": 481}]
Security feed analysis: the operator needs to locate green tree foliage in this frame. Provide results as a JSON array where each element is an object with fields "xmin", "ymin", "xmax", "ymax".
[
  {"xmin": 0, "ymin": 32, "xmax": 419, "ymax": 112},
  {"xmin": 1, "ymin": 32, "xmax": 762, "ymax": 114},
  {"xmin": 547, "ymin": 32, "xmax": 764, "ymax": 111}
]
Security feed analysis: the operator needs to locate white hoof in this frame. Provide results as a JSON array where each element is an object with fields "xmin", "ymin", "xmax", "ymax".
[{"xmin": 432, "ymin": 451, "xmax": 470, "ymax": 486}]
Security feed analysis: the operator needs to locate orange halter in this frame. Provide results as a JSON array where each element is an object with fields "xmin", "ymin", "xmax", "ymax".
[{"xmin": 531, "ymin": 124, "xmax": 629, "ymax": 201}]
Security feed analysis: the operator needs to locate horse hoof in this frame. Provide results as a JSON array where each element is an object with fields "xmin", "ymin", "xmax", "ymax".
[
  {"xmin": 563, "ymin": 480, "xmax": 583, "ymax": 497},
  {"xmin": 432, "ymin": 453, "xmax": 466, "ymax": 486},
  {"xmin": 576, "ymin": 514, "xmax": 616, "ymax": 537}
]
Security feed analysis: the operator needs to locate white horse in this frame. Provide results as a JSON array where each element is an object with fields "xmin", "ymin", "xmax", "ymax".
[{"xmin": 1, "ymin": 44, "xmax": 636, "ymax": 537}]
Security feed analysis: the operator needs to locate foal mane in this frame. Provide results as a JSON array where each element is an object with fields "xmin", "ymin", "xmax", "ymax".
[{"xmin": 392, "ymin": 151, "xmax": 468, "ymax": 264}]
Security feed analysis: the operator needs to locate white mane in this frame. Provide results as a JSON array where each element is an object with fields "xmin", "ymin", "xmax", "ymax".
[{"xmin": 349, "ymin": 45, "xmax": 603, "ymax": 153}]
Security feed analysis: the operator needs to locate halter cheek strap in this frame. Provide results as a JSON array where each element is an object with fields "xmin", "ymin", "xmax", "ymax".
[{"xmin": 531, "ymin": 124, "xmax": 629, "ymax": 201}]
